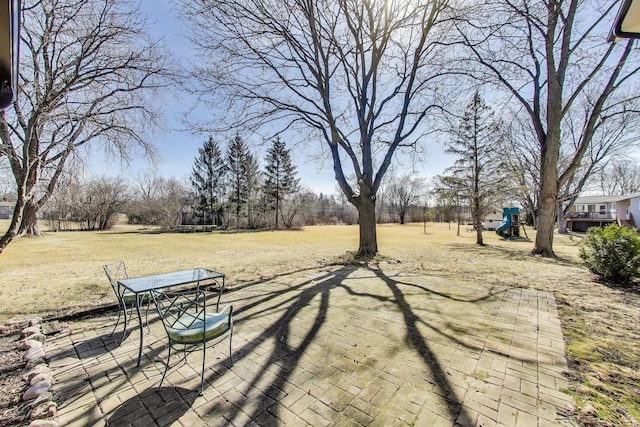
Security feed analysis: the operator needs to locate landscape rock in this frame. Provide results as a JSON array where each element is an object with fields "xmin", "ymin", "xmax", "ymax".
[
  {"xmin": 29, "ymin": 391, "xmax": 53, "ymax": 407},
  {"xmin": 28, "ymin": 418, "xmax": 59, "ymax": 427},
  {"xmin": 22, "ymin": 366, "xmax": 52, "ymax": 383},
  {"xmin": 22, "ymin": 380, "xmax": 51, "ymax": 401},
  {"xmin": 6, "ymin": 319, "xmax": 28, "ymax": 326},
  {"xmin": 23, "ymin": 339, "xmax": 44, "ymax": 350},
  {"xmin": 30, "ymin": 373, "xmax": 51, "ymax": 386},
  {"xmin": 25, "ymin": 333, "xmax": 46, "ymax": 344},
  {"xmin": 29, "ymin": 318, "xmax": 42, "ymax": 327},
  {"xmin": 24, "ymin": 346, "xmax": 46, "ymax": 362},
  {"xmin": 30, "ymin": 401, "xmax": 57, "ymax": 420},
  {"xmin": 21, "ymin": 326, "xmax": 41, "ymax": 339},
  {"xmin": 0, "ymin": 325, "xmax": 11, "ymax": 335},
  {"xmin": 26, "ymin": 358, "xmax": 46, "ymax": 369}
]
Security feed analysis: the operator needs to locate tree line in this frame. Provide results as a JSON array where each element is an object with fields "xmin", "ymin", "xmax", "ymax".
[{"xmin": 1, "ymin": 0, "xmax": 639, "ymax": 257}]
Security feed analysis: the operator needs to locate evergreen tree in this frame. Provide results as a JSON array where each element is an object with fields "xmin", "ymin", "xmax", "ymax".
[
  {"xmin": 445, "ymin": 91, "xmax": 510, "ymax": 245},
  {"xmin": 263, "ymin": 137, "xmax": 300, "ymax": 228},
  {"xmin": 190, "ymin": 136, "xmax": 226, "ymax": 225},
  {"xmin": 226, "ymin": 135, "xmax": 259, "ymax": 227},
  {"xmin": 244, "ymin": 151, "xmax": 263, "ymax": 228}
]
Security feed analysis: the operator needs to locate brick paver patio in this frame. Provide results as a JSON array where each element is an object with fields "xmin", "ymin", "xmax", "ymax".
[{"xmin": 46, "ymin": 266, "xmax": 576, "ymax": 426}]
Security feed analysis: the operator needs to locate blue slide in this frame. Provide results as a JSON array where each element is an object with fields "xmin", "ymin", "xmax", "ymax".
[
  {"xmin": 496, "ymin": 214, "xmax": 511, "ymax": 237},
  {"xmin": 496, "ymin": 207, "xmax": 519, "ymax": 238}
]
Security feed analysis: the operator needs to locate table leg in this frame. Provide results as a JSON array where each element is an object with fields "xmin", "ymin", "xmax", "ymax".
[
  {"xmin": 135, "ymin": 293, "xmax": 143, "ymax": 367},
  {"xmin": 216, "ymin": 277, "xmax": 224, "ymax": 311}
]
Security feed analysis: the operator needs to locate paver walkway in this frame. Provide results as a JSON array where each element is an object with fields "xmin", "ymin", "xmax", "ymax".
[{"xmin": 46, "ymin": 266, "xmax": 576, "ymax": 426}]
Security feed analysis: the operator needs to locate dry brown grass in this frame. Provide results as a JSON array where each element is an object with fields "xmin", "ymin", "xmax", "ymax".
[
  {"xmin": 0, "ymin": 219, "xmax": 638, "ymax": 425},
  {"xmin": 0, "ymin": 219, "xmax": 580, "ymax": 321}
]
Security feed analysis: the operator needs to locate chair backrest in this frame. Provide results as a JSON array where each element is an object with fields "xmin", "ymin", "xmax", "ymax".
[
  {"xmin": 103, "ymin": 261, "xmax": 128, "ymax": 294},
  {"xmin": 153, "ymin": 288, "xmax": 232, "ymax": 345},
  {"xmin": 154, "ymin": 289, "xmax": 207, "ymax": 330}
]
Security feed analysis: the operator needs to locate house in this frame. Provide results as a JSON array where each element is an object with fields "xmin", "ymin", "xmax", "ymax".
[
  {"xmin": 0, "ymin": 201, "xmax": 14, "ymax": 219},
  {"xmin": 566, "ymin": 193, "xmax": 640, "ymax": 232},
  {"xmin": 483, "ymin": 209, "xmax": 504, "ymax": 230}
]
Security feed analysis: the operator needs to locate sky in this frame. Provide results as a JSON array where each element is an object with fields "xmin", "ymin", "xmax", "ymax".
[{"xmin": 91, "ymin": 0, "xmax": 455, "ymax": 196}]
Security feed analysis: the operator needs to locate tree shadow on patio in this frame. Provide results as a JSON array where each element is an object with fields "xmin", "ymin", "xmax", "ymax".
[
  {"xmin": 47, "ymin": 264, "xmax": 543, "ymax": 425},
  {"xmin": 107, "ymin": 387, "xmax": 196, "ymax": 426},
  {"xmin": 198, "ymin": 264, "xmax": 515, "ymax": 425}
]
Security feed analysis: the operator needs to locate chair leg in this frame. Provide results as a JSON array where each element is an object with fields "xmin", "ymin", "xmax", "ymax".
[
  {"xmin": 159, "ymin": 345, "xmax": 172, "ymax": 388},
  {"xmin": 120, "ymin": 303, "xmax": 130, "ymax": 344},
  {"xmin": 229, "ymin": 329, "xmax": 234, "ymax": 366},
  {"xmin": 200, "ymin": 344, "xmax": 206, "ymax": 395},
  {"xmin": 112, "ymin": 298, "xmax": 129, "ymax": 345},
  {"xmin": 111, "ymin": 308, "xmax": 122, "ymax": 336}
]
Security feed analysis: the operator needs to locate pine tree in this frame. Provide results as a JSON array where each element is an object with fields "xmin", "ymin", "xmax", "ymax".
[
  {"xmin": 226, "ymin": 135, "xmax": 259, "ymax": 227},
  {"xmin": 190, "ymin": 136, "xmax": 226, "ymax": 225},
  {"xmin": 445, "ymin": 91, "xmax": 509, "ymax": 245},
  {"xmin": 263, "ymin": 137, "xmax": 300, "ymax": 228}
]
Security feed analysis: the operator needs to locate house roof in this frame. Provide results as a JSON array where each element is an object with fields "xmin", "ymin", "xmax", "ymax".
[{"xmin": 573, "ymin": 193, "xmax": 640, "ymax": 204}]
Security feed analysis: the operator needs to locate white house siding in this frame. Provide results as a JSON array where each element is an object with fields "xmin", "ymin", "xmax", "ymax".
[
  {"xmin": 629, "ymin": 195, "xmax": 640, "ymax": 231},
  {"xmin": 483, "ymin": 210, "xmax": 503, "ymax": 231},
  {"xmin": 615, "ymin": 201, "xmax": 628, "ymax": 221}
]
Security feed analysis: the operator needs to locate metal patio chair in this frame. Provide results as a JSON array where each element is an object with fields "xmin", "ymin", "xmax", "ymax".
[
  {"xmin": 103, "ymin": 261, "xmax": 151, "ymax": 344},
  {"xmin": 153, "ymin": 287, "xmax": 233, "ymax": 395}
]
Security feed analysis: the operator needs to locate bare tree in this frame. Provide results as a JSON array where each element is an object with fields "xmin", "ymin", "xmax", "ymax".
[
  {"xmin": 555, "ymin": 110, "xmax": 638, "ymax": 233},
  {"xmin": 128, "ymin": 172, "xmax": 189, "ymax": 229},
  {"xmin": 178, "ymin": 0, "xmax": 458, "ymax": 256},
  {"xmin": 46, "ymin": 175, "xmax": 130, "ymax": 231},
  {"xmin": 386, "ymin": 174, "xmax": 425, "ymax": 225},
  {"xmin": 82, "ymin": 176, "xmax": 130, "ymax": 231},
  {"xmin": 0, "ymin": 0, "xmax": 171, "ymax": 252},
  {"xmin": 280, "ymin": 190, "xmax": 310, "ymax": 230},
  {"xmin": 501, "ymin": 116, "xmax": 541, "ymax": 228},
  {"xmin": 597, "ymin": 159, "xmax": 640, "ymax": 195},
  {"xmin": 504, "ymin": 107, "xmax": 638, "ymax": 234},
  {"xmin": 458, "ymin": 1, "xmax": 640, "ymax": 256},
  {"xmin": 432, "ymin": 174, "xmax": 467, "ymax": 233}
]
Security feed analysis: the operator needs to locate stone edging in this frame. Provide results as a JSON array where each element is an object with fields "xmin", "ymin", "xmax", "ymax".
[{"xmin": 2, "ymin": 318, "xmax": 59, "ymax": 427}]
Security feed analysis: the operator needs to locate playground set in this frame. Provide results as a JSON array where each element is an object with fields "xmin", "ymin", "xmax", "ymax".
[{"xmin": 495, "ymin": 207, "xmax": 529, "ymax": 240}]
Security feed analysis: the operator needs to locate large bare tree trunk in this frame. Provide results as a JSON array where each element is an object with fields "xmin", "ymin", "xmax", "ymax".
[
  {"xmin": 556, "ymin": 199, "xmax": 568, "ymax": 234},
  {"xmin": 18, "ymin": 198, "xmax": 44, "ymax": 236},
  {"xmin": 180, "ymin": 0, "xmax": 452, "ymax": 257},
  {"xmin": 355, "ymin": 191, "xmax": 378, "ymax": 256},
  {"xmin": 534, "ymin": 190, "xmax": 557, "ymax": 256},
  {"xmin": 0, "ymin": 0, "xmax": 167, "ymax": 253},
  {"xmin": 461, "ymin": 3, "xmax": 638, "ymax": 258},
  {"xmin": 474, "ymin": 199, "xmax": 484, "ymax": 246},
  {"xmin": 532, "ymin": 154, "xmax": 559, "ymax": 257}
]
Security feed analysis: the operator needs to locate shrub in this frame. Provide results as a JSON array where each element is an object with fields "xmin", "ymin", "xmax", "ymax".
[{"xmin": 579, "ymin": 224, "xmax": 640, "ymax": 285}]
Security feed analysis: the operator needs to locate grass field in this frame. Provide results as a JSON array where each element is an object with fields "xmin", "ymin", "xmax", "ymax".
[
  {"xmin": 0, "ymin": 219, "xmax": 638, "ymax": 425},
  {"xmin": 0, "ymin": 220, "xmax": 582, "ymax": 321}
]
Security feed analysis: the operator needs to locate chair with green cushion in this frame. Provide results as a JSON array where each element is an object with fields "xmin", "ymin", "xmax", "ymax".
[
  {"xmin": 153, "ymin": 288, "xmax": 233, "ymax": 395},
  {"xmin": 103, "ymin": 261, "xmax": 150, "ymax": 344}
]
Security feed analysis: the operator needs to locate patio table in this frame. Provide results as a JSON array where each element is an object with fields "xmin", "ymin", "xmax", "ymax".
[{"xmin": 118, "ymin": 268, "xmax": 225, "ymax": 366}]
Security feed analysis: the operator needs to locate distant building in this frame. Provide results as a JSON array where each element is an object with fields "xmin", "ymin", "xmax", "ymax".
[
  {"xmin": 483, "ymin": 209, "xmax": 504, "ymax": 231},
  {"xmin": 0, "ymin": 201, "xmax": 15, "ymax": 219},
  {"xmin": 566, "ymin": 193, "xmax": 640, "ymax": 232}
]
